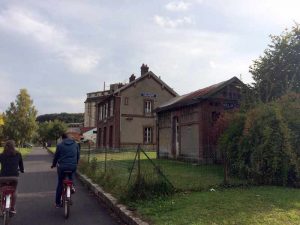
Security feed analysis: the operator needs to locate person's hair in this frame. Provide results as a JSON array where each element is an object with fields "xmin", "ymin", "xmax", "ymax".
[
  {"xmin": 3, "ymin": 140, "xmax": 17, "ymax": 156},
  {"xmin": 61, "ymin": 133, "xmax": 69, "ymax": 139}
]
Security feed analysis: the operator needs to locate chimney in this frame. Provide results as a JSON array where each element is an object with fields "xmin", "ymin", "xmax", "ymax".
[
  {"xmin": 129, "ymin": 74, "xmax": 136, "ymax": 82},
  {"xmin": 141, "ymin": 64, "xmax": 149, "ymax": 76}
]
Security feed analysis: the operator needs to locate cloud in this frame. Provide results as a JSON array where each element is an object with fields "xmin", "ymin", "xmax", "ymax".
[
  {"xmin": 154, "ymin": 15, "xmax": 194, "ymax": 28},
  {"xmin": 206, "ymin": 0, "xmax": 300, "ymax": 28},
  {"xmin": 0, "ymin": 72, "xmax": 17, "ymax": 112},
  {"xmin": 165, "ymin": 1, "xmax": 191, "ymax": 11},
  {"xmin": 0, "ymin": 7, "xmax": 100, "ymax": 73}
]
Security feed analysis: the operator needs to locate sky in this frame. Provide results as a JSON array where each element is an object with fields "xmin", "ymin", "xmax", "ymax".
[{"xmin": 0, "ymin": 0, "xmax": 300, "ymax": 115}]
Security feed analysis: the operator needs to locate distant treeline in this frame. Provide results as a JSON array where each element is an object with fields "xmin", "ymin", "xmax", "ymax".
[{"xmin": 36, "ymin": 113, "xmax": 84, "ymax": 123}]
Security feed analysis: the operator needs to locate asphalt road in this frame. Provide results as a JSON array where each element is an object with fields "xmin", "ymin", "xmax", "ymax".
[{"xmin": 5, "ymin": 147, "xmax": 122, "ymax": 225}]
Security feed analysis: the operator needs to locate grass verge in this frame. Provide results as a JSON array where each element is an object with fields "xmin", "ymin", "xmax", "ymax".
[{"xmin": 133, "ymin": 186, "xmax": 300, "ymax": 225}]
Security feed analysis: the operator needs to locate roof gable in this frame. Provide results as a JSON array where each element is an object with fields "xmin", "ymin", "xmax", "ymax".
[
  {"xmin": 114, "ymin": 71, "xmax": 178, "ymax": 97},
  {"xmin": 156, "ymin": 76, "xmax": 244, "ymax": 112}
]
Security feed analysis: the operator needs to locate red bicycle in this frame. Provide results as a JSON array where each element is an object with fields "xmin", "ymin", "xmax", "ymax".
[
  {"xmin": 62, "ymin": 171, "xmax": 73, "ymax": 219},
  {"xmin": 0, "ymin": 179, "xmax": 17, "ymax": 225}
]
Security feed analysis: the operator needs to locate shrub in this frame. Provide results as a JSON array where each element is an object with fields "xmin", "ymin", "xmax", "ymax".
[{"xmin": 219, "ymin": 94, "xmax": 300, "ymax": 186}]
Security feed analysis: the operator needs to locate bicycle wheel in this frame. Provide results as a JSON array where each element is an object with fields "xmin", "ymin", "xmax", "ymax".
[
  {"xmin": 3, "ymin": 209, "xmax": 9, "ymax": 225},
  {"xmin": 64, "ymin": 198, "xmax": 70, "ymax": 219}
]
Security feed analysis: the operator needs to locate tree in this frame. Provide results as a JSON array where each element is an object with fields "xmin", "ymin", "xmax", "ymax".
[
  {"xmin": 37, "ymin": 120, "xmax": 67, "ymax": 145},
  {"xmin": 48, "ymin": 120, "xmax": 67, "ymax": 144},
  {"xmin": 250, "ymin": 24, "xmax": 300, "ymax": 103},
  {"xmin": 37, "ymin": 121, "xmax": 52, "ymax": 144},
  {"xmin": 3, "ymin": 89, "xmax": 38, "ymax": 146}
]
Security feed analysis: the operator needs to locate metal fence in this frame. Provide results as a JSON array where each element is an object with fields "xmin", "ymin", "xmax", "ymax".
[{"xmin": 78, "ymin": 145, "xmax": 245, "ymax": 199}]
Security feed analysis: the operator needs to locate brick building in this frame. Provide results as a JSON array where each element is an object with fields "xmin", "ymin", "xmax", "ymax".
[
  {"xmin": 96, "ymin": 64, "xmax": 178, "ymax": 150},
  {"xmin": 156, "ymin": 77, "xmax": 244, "ymax": 162},
  {"xmin": 84, "ymin": 90, "xmax": 110, "ymax": 127}
]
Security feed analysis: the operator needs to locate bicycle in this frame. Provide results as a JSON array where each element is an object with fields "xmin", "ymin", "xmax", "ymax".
[
  {"xmin": 61, "ymin": 171, "xmax": 74, "ymax": 219},
  {"xmin": 0, "ymin": 179, "xmax": 17, "ymax": 225}
]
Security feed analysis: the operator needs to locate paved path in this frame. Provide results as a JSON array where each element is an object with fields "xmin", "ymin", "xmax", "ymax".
[{"xmin": 8, "ymin": 147, "xmax": 121, "ymax": 225}]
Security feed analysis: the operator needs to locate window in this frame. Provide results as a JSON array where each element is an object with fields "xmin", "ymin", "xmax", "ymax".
[
  {"xmin": 144, "ymin": 127, "xmax": 152, "ymax": 144},
  {"xmin": 124, "ymin": 97, "xmax": 129, "ymax": 105},
  {"xmin": 212, "ymin": 111, "xmax": 220, "ymax": 123},
  {"xmin": 144, "ymin": 100, "xmax": 152, "ymax": 114},
  {"xmin": 110, "ymin": 99, "xmax": 114, "ymax": 117},
  {"xmin": 99, "ymin": 106, "xmax": 103, "ymax": 121},
  {"xmin": 104, "ymin": 103, "xmax": 108, "ymax": 118}
]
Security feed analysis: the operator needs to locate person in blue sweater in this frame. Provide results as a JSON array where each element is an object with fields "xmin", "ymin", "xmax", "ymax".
[{"xmin": 51, "ymin": 133, "xmax": 80, "ymax": 207}]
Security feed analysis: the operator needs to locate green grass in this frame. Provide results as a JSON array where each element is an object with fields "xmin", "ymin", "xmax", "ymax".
[
  {"xmin": 80, "ymin": 151, "xmax": 243, "ymax": 193},
  {"xmin": 133, "ymin": 186, "xmax": 300, "ymax": 225},
  {"xmin": 79, "ymin": 151, "xmax": 300, "ymax": 224},
  {"xmin": 48, "ymin": 147, "xmax": 56, "ymax": 153}
]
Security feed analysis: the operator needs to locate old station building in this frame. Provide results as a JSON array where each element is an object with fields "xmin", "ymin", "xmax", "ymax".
[
  {"xmin": 96, "ymin": 64, "xmax": 178, "ymax": 150},
  {"xmin": 156, "ymin": 77, "xmax": 244, "ymax": 162}
]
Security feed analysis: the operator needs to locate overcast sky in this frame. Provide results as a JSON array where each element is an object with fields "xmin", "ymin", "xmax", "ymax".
[{"xmin": 0, "ymin": 0, "xmax": 299, "ymax": 115}]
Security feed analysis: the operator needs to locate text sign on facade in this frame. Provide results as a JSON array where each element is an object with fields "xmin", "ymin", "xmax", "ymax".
[{"xmin": 141, "ymin": 92, "xmax": 157, "ymax": 98}]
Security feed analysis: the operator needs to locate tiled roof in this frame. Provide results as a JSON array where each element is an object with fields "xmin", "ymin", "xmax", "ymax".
[
  {"xmin": 80, "ymin": 127, "xmax": 96, "ymax": 133},
  {"xmin": 156, "ymin": 76, "xmax": 243, "ymax": 112}
]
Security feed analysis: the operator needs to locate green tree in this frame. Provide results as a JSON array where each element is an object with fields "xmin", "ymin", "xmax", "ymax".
[
  {"xmin": 37, "ymin": 121, "xmax": 52, "ymax": 144},
  {"xmin": 3, "ymin": 89, "xmax": 38, "ymax": 146},
  {"xmin": 48, "ymin": 120, "xmax": 67, "ymax": 144},
  {"xmin": 250, "ymin": 24, "xmax": 300, "ymax": 103}
]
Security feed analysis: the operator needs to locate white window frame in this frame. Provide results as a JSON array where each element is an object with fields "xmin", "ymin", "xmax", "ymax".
[
  {"xmin": 144, "ymin": 127, "xmax": 152, "ymax": 144},
  {"xmin": 144, "ymin": 100, "xmax": 152, "ymax": 114}
]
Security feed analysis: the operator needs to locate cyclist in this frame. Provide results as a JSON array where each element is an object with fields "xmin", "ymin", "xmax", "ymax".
[
  {"xmin": 0, "ymin": 140, "xmax": 24, "ymax": 214},
  {"xmin": 51, "ymin": 133, "xmax": 80, "ymax": 208}
]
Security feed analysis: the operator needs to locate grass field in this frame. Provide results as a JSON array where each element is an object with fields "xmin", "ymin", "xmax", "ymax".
[
  {"xmin": 134, "ymin": 186, "xmax": 300, "ymax": 225},
  {"xmin": 48, "ymin": 147, "xmax": 56, "ymax": 153},
  {"xmin": 80, "ymin": 150, "xmax": 243, "ymax": 193},
  {"xmin": 79, "ymin": 150, "xmax": 300, "ymax": 225}
]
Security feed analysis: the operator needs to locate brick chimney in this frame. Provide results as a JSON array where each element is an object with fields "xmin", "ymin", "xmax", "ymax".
[
  {"xmin": 129, "ymin": 74, "xmax": 136, "ymax": 82},
  {"xmin": 141, "ymin": 64, "xmax": 149, "ymax": 76}
]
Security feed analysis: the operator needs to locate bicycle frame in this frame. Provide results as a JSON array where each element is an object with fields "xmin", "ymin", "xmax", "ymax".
[
  {"xmin": 63, "ymin": 180, "xmax": 72, "ymax": 199},
  {"xmin": 1, "ymin": 187, "xmax": 15, "ymax": 211},
  {"xmin": 1, "ymin": 186, "xmax": 15, "ymax": 225}
]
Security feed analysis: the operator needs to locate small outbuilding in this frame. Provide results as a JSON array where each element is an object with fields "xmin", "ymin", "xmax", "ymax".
[{"xmin": 156, "ymin": 76, "xmax": 244, "ymax": 163}]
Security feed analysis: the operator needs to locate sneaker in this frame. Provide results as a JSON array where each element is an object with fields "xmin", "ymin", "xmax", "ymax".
[
  {"xmin": 10, "ymin": 209, "xmax": 16, "ymax": 214},
  {"xmin": 55, "ymin": 203, "xmax": 63, "ymax": 208}
]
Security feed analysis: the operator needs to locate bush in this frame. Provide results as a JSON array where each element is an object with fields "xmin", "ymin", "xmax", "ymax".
[
  {"xmin": 124, "ymin": 176, "xmax": 174, "ymax": 201},
  {"xmin": 219, "ymin": 94, "xmax": 300, "ymax": 186}
]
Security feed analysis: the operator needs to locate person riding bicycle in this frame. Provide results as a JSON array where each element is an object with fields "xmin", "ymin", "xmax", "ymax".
[
  {"xmin": 0, "ymin": 140, "xmax": 24, "ymax": 214},
  {"xmin": 51, "ymin": 133, "xmax": 80, "ymax": 208}
]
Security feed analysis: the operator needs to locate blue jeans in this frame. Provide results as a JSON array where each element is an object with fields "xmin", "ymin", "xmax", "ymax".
[{"xmin": 55, "ymin": 166, "xmax": 76, "ymax": 205}]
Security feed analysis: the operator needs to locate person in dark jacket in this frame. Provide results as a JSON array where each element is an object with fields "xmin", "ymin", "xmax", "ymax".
[
  {"xmin": 51, "ymin": 133, "xmax": 80, "ymax": 207},
  {"xmin": 0, "ymin": 140, "xmax": 24, "ymax": 213}
]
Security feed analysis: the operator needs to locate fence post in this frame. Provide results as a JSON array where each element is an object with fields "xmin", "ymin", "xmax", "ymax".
[
  {"xmin": 137, "ymin": 144, "xmax": 141, "ymax": 186},
  {"xmin": 104, "ymin": 147, "xmax": 107, "ymax": 173},
  {"xmin": 88, "ymin": 142, "xmax": 91, "ymax": 163},
  {"xmin": 223, "ymin": 151, "xmax": 228, "ymax": 185}
]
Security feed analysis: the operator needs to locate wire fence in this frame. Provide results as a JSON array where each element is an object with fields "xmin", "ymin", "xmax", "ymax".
[{"xmin": 78, "ymin": 145, "xmax": 245, "ymax": 200}]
